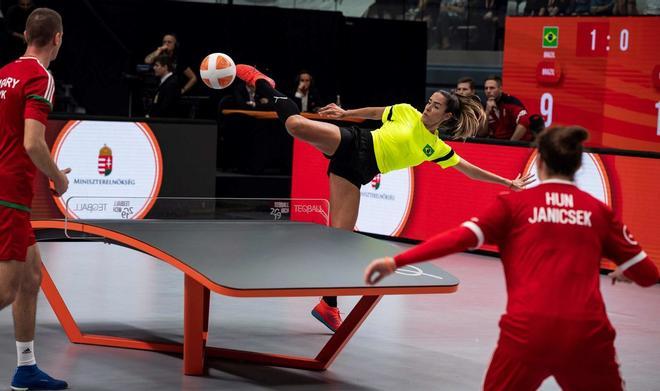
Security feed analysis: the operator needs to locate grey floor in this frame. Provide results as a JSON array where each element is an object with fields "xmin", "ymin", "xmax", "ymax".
[{"xmin": 0, "ymin": 241, "xmax": 658, "ymax": 390}]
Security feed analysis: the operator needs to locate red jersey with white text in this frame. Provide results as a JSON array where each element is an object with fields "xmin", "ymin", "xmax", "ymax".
[
  {"xmin": 0, "ymin": 56, "xmax": 54, "ymax": 209},
  {"xmin": 468, "ymin": 179, "xmax": 646, "ymax": 361}
]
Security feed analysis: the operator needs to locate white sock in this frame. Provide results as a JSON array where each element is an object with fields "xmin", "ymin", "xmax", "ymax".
[{"xmin": 16, "ymin": 341, "xmax": 36, "ymax": 366}]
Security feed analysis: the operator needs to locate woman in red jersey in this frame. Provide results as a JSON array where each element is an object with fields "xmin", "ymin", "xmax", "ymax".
[{"xmin": 365, "ymin": 126, "xmax": 659, "ymax": 391}]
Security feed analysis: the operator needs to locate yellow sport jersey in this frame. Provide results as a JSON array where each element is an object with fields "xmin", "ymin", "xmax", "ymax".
[{"xmin": 371, "ymin": 104, "xmax": 461, "ymax": 174}]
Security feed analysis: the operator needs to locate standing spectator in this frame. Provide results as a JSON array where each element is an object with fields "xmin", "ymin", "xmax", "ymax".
[
  {"xmin": 292, "ymin": 70, "xmax": 322, "ymax": 113},
  {"xmin": 5, "ymin": 0, "xmax": 35, "ymax": 61},
  {"xmin": 148, "ymin": 55, "xmax": 180, "ymax": 118},
  {"xmin": 480, "ymin": 75, "xmax": 532, "ymax": 141},
  {"xmin": 144, "ymin": 33, "xmax": 198, "ymax": 96},
  {"xmin": 455, "ymin": 76, "xmax": 476, "ymax": 96}
]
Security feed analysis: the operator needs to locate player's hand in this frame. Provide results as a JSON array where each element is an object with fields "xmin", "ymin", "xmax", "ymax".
[
  {"xmin": 364, "ymin": 257, "xmax": 397, "ymax": 285},
  {"xmin": 508, "ymin": 172, "xmax": 535, "ymax": 191},
  {"xmin": 608, "ymin": 268, "xmax": 632, "ymax": 285},
  {"xmin": 318, "ymin": 103, "xmax": 346, "ymax": 119},
  {"xmin": 50, "ymin": 168, "xmax": 71, "ymax": 197}
]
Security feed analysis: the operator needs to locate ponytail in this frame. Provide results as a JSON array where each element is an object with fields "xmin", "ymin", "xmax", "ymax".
[{"xmin": 436, "ymin": 91, "xmax": 486, "ymax": 139}]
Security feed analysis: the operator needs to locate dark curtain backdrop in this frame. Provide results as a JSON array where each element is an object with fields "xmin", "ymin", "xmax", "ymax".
[{"xmin": 37, "ymin": 0, "xmax": 426, "ymax": 116}]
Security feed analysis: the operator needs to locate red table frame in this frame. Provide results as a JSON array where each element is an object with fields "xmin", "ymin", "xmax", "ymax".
[{"xmin": 32, "ymin": 220, "xmax": 457, "ymax": 375}]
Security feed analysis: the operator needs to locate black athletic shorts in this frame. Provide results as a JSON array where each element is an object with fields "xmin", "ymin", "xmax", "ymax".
[{"xmin": 326, "ymin": 126, "xmax": 380, "ymax": 189}]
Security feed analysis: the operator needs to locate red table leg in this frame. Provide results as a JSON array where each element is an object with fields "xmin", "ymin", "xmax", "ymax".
[{"xmin": 184, "ymin": 275, "xmax": 210, "ymax": 375}]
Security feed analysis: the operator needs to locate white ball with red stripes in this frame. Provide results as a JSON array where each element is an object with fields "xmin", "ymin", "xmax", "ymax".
[{"xmin": 199, "ymin": 53, "xmax": 236, "ymax": 90}]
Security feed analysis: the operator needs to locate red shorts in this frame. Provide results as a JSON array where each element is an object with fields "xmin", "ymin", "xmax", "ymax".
[
  {"xmin": 0, "ymin": 206, "xmax": 36, "ymax": 262},
  {"xmin": 484, "ymin": 341, "xmax": 624, "ymax": 391}
]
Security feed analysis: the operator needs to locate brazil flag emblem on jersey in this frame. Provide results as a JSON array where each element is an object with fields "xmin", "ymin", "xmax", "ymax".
[{"xmin": 423, "ymin": 144, "xmax": 435, "ymax": 157}]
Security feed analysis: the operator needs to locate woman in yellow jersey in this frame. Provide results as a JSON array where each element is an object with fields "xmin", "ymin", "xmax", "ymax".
[{"xmin": 234, "ymin": 65, "xmax": 534, "ymax": 332}]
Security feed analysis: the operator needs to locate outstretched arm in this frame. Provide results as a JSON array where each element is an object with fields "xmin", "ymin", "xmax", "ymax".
[
  {"xmin": 318, "ymin": 103, "xmax": 385, "ymax": 120},
  {"xmin": 452, "ymin": 159, "xmax": 534, "ymax": 191},
  {"xmin": 364, "ymin": 225, "xmax": 478, "ymax": 284}
]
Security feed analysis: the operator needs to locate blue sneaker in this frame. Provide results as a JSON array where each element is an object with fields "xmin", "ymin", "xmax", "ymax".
[{"xmin": 11, "ymin": 364, "xmax": 68, "ymax": 390}]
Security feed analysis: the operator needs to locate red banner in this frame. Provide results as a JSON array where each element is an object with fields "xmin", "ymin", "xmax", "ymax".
[{"xmin": 291, "ymin": 139, "xmax": 660, "ymax": 271}]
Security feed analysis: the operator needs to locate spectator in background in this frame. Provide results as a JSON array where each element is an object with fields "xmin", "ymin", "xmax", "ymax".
[
  {"xmin": 220, "ymin": 78, "xmax": 272, "ymax": 111},
  {"xmin": 568, "ymin": 0, "xmax": 593, "ymax": 14},
  {"xmin": 5, "ymin": 0, "xmax": 35, "ymax": 61},
  {"xmin": 643, "ymin": 0, "xmax": 660, "ymax": 14},
  {"xmin": 416, "ymin": 0, "xmax": 442, "ymax": 49},
  {"xmin": 144, "ymin": 33, "xmax": 198, "ymax": 96},
  {"xmin": 480, "ymin": 75, "xmax": 532, "ymax": 141},
  {"xmin": 474, "ymin": 0, "xmax": 507, "ymax": 50},
  {"xmin": 591, "ymin": 0, "xmax": 615, "ymax": 14},
  {"xmin": 0, "ymin": 6, "xmax": 9, "ymax": 66},
  {"xmin": 455, "ymin": 77, "xmax": 476, "ymax": 96},
  {"xmin": 292, "ymin": 70, "xmax": 322, "ymax": 113},
  {"xmin": 217, "ymin": 77, "xmax": 274, "ymax": 171},
  {"xmin": 148, "ymin": 55, "xmax": 180, "ymax": 118},
  {"xmin": 524, "ymin": 0, "xmax": 547, "ymax": 15},
  {"xmin": 545, "ymin": 0, "xmax": 573, "ymax": 15},
  {"xmin": 438, "ymin": 0, "xmax": 466, "ymax": 49},
  {"xmin": 613, "ymin": 0, "xmax": 637, "ymax": 13}
]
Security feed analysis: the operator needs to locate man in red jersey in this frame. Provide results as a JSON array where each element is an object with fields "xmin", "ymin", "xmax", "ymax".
[
  {"xmin": 365, "ymin": 126, "xmax": 658, "ymax": 391},
  {"xmin": 0, "ymin": 7, "xmax": 69, "ymax": 390},
  {"xmin": 479, "ymin": 75, "xmax": 533, "ymax": 141}
]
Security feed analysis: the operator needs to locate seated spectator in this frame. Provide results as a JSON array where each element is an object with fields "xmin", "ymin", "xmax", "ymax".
[
  {"xmin": 643, "ymin": 0, "xmax": 660, "ymax": 14},
  {"xmin": 364, "ymin": 0, "xmax": 411, "ymax": 19},
  {"xmin": 217, "ymin": 77, "xmax": 286, "ymax": 173},
  {"xmin": 568, "ymin": 0, "xmax": 592, "ymax": 13},
  {"xmin": 148, "ymin": 55, "xmax": 180, "ymax": 118},
  {"xmin": 479, "ymin": 75, "xmax": 532, "ymax": 141},
  {"xmin": 545, "ymin": 0, "xmax": 572, "ymax": 15},
  {"xmin": 524, "ymin": 0, "xmax": 547, "ymax": 15},
  {"xmin": 292, "ymin": 70, "xmax": 322, "ymax": 113},
  {"xmin": 218, "ymin": 78, "xmax": 273, "ymax": 111},
  {"xmin": 613, "ymin": 0, "xmax": 637, "ymax": 14},
  {"xmin": 416, "ymin": 0, "xmax": 441, "ymax": 49},
  {"xmin": 144, "ymin": 33, "xmax": 198, "ymax": 96},
  {"xmin": 455, "ymin": 77, "xmax": 476, "ymax": 96},
  {"xmin": 438, "ymin": 0, "xmax": 466, "ymax": 50},
  {"xmin": 591, "ymin": 0, "xmax": 615, "ymax": 14},
  {"xmin": 473, "ymin": 0, "xmax": 507, "ymax": 50}
]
